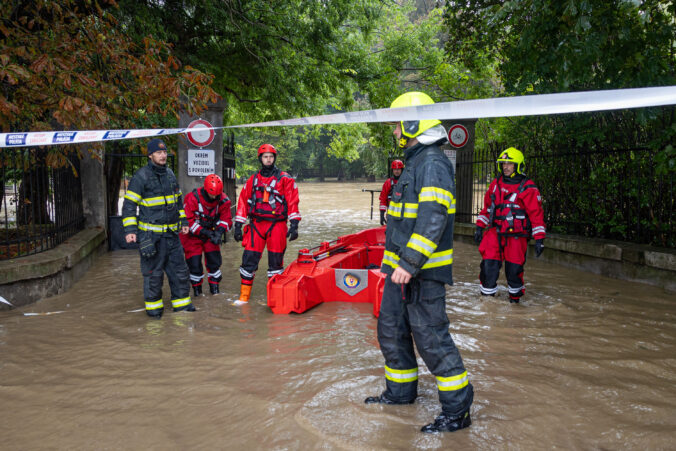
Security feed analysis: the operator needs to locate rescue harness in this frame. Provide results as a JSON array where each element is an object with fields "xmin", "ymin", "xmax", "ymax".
[
  {"xmin": 487, "ymin": 177, "xmax": 536, "ymax": 238},
  {"xmin": 192, "ymin": 188, "xmax": 228, "ymax": 231}
]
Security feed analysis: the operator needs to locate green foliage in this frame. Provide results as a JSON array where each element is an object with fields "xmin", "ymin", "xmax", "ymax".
[{"xmin": 445, "ymin": 0, "xmax": 675, "ymax": 246}]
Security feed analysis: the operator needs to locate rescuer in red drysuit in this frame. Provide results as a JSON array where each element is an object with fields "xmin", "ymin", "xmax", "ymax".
[
  {"xmin": 378, "ymin": 159, "xmax": 404, "ymax": 225},
  {"xmin": 180, "ymin": 174, "xmax": 232, "ymax": 296},
  {"xmin": 474, "ymin": 147, "xmax": 546, "ymax": 303},
  {"xmin": 232, "ymin": 144, "xmax": 301, "ymax": 306}
]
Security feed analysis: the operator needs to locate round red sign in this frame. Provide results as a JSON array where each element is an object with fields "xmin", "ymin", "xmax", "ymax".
[
  {"xmin": 186, "ymin": 119, "xmax": 215, "ymax": 147},
  {"xmin": 447, "ymin": 124, "xmax": 469, "ymax": 148}
]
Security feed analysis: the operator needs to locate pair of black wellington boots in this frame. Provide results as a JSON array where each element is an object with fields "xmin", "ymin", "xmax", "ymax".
[
  {"xmin": 193, "ymin": 284, "xmax": 220, "ymax": 297},
  {"xmin": 364, "ymin": 394, "xmax": 471, "ymax": 433}
]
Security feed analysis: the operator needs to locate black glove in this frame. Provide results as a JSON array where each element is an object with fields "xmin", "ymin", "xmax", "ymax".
[
  {"xmin": 379, "ymin": 210, "xmax": 387, "ymax": 226},
  {"xmin": 535, "ymin": 239, "xmax": 544, "ymax": 258},
  {"xmin": 233, "ymin": 223, "xmax": 243, "ymax": 242},
  {"xmin": 208, "ymin": 229, "xmax": 222, "ymax": 245},
  {"xmin": 474, "ymin": 226, "xmax": 483, "ymax": 244},
  {"xmin": 199, "ymin": 228, "xmax": 211, "ymax": 242},
  {"xmin": 287, "ymin": 219, "xmax": 299, "ymax": 241}
]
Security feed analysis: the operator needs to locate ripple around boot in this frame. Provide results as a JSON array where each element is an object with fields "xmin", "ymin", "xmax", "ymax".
[
  {"xmin": 364, "ymin": 393, "xmax": 415, "ymax": 405},
  {"xmin": 421, "ymin": 411, "xmax": 471, "ymax": 433}
]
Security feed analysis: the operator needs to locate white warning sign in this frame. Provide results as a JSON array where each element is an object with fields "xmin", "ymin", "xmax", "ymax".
[{"xmin": 187, "ymin": 149, "xmax": 215, "ymax": 176}]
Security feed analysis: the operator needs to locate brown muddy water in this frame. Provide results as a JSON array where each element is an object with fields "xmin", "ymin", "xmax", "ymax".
[{"xmin": 1, "ymin": 182, "xmax": 675, "ymax": 450}]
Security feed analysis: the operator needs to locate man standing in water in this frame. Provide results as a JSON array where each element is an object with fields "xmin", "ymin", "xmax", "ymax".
[
  {"xmin": 365, "ymin": 92, "xmax": 474, "ymax": 433},
  {"xmin": 233, "ymin": 144, "xmax": 301, "ymax": 305},
  {"xmin": 378, "ymin": 159, "xmax": 404, "ymax": 226},
  {"xmin": 474, "ymin": 147, "xmax": 546, "ymax": 302},
  {"xmin": 122, "ymin": 138, "xmax": 195, "ymax": 318}
]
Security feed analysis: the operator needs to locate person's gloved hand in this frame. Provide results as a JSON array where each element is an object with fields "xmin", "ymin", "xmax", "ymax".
[
  {"xmin": 473, "ymin": 226, "xmax": 483, "ymax": 244},
  {"xmin": 287, "ymin": 219, "xmax": 299, "ymax": 241},
  {"xmin": 379, "ymin": 210, "xmax": 387, "ymax": 226},
  {"xmin": 199, "ymin": 228, "xmax": 211, "ymax": 242},
  {"xmin": 233, "ymin": 223, "xmax": 243, "ymax": 242},
  {"xmin": 535, "ymin": 239, "xmax": 544, "ymax": 258},
  {"xmin": 209, "ymin": 229, "xmax": 222, "ymax": 245}
]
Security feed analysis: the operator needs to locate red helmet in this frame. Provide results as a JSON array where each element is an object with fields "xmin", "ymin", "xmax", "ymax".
[
  {"xmin": 391, "ymin": 159, "xmax": 404, "ymax": 169},
  {"xmin": 204, "ymin": 174, "xmax": 223, "ymax": 196},
  {"xmin": 258, "ymin": 144, "xmax": 277, "ymax": 156}
]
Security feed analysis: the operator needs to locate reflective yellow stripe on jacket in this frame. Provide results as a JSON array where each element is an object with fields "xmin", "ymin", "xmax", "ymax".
[
  {"xmin": 407, "ymin": 233, "xmax": 437, "ymax": 257},
  {"xmin": 385, "ymin": 365, "xmax": 418, "ymax": 383},
  {"xmin": 388, "ymin": 200, "xmax": 455, "ymax": 218},
  {"xmin": 124, "ymin": 190, "xmax": 181, "ymax": 207},
  {"xmin": 419, "ymin": 187, "xmax": 456, "ymax": 214},
  {"xmin": 138, "ymin": 221, "xmax": 181, "ymax": 233},
  {"xmin": 382, "ymin": 249, "xmax": 453, "ymax": 270},
  {"xmin": 122, "ymin": 217, "xmax": 138, "ymax": 227}
]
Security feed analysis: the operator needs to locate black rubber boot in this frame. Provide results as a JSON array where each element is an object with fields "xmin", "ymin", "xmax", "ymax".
[
  {"xmin": 209, "ymin": 283, "xmax": 220, "ymax": 295},
  {"xmin": 193, "ymin": 285, "xmax": 203, "ymax": 297},
  {"xmin": 421, "ymin": 411, "xmax": 471, "ymax": 433},
  {"xmin": 509, "ymin": 298, "xmax": 520, "ymax": 304},
  {"xmin": 364, "ymin": 393, "xmax": 414, "ymax": 405},
  {"xmin": 146, "ymin": 309, "xmax": 163, "ymax": 319},
  {"xmin": 174, "ymin": 303, "xmax": 196, "ymax": 312}
]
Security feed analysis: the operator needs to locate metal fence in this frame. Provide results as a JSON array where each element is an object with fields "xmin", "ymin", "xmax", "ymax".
[
  {"xmin": 0, "ymin": 149, "xmax": 85, "ymax": 260},
  {"xmin": 457, "ymin": 142, "xmax": 675, "ymax": 247}
]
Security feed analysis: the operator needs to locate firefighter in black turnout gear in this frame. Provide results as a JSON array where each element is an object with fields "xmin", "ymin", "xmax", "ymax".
[
  {"xmin": 122, "ymin": 139, "xmax": 194, "ymax": 318},
  {"xmin": 365, "ymin": 92, "xmax": 474, "ymax": 434}
]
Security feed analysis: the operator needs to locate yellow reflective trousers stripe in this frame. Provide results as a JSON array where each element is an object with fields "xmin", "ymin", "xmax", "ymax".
[
  {"xmin": 385, "ymin": 365, "xmax": 418, "ymax": 383},
  {"xmin": 436, "ymin": 371, "xmax": 469, "ymax": 391},
  {"xmin": 171, "ymin": 297, "xmax": 191, "ymax": 308},
  {"xmin": 145, "ymin": 299, "xmax": 163, "ymax": 310}
]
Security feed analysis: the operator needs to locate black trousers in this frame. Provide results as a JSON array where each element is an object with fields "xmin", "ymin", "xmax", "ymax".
[
  {"xmin": 377, "ymin": 277, "xmax": 474, "ymax": 416},
  {"xmin": 140, "ymin": 233, "xmax": 191, "ymax": 311}
]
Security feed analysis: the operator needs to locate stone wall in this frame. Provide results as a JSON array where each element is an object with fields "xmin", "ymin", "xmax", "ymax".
[
  {"xmin": 455, "ymin": 223, "xmax": 676, "ymax": 293},
  {"xmin": 0, "ymin": 227, "xmax": 107, "ymax": 309}
]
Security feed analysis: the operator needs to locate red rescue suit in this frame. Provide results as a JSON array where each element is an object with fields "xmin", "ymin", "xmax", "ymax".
[
  {"xmin": 180, "ymin": 188, "xmax": 232, "ymax": 289},
  {"xmin": 379, "ymin": 177, "xmax": 398, "ymax": 211},
  {"xmin": 476, "ymin": 175, "xmax": 545, "ymax": 301},
  {"xmin": 235, "ymin": 168, "xmax": 300, "ymax": 284}
]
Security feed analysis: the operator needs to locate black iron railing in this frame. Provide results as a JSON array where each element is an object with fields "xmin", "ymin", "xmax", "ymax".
[{"xmin": 0, "ymin": 149, "xmax": 85, "ymax": 260}]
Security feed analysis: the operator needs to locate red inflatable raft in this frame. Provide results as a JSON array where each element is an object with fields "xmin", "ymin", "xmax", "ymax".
[{"xmin": 267, "ymin": 226, "xmax": 387, "ymax": 316}]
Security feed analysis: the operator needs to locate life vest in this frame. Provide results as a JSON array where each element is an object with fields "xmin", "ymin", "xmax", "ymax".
[
  {"xmin": 192, "ymin": 188, "xmax": 227, "ymax": 231},
  {"xmin": 247, "ymin": 171, "xmax": 289, "ymax": 221},
  {"xmin": 487, "ymin": 177, "xmax": 534, "ymax": 237}
]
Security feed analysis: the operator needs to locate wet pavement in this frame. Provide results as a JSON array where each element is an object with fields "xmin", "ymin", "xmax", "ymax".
[{"xmin": 1, "ymin": 182, "xmax": 675, "ymax": 449}]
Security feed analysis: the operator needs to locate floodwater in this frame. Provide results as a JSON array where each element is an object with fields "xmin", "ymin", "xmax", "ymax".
[{"xmin": 1, "ymin": 182, "xmax": 675, "ymax": 449}]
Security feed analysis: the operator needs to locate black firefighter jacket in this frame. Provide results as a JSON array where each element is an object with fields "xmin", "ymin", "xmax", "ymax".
[
  {"xmin": 380, "ymin": 140, "xmax": 456, "ymax": 285},
  {"xmin": 122, "ymin": 162, "xmax": 188, "ymax": 235}
]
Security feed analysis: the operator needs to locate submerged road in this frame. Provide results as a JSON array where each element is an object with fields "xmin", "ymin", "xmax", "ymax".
[{"xmin": 1, "ymin": 182, "xmax": 674, "ymax": 449}]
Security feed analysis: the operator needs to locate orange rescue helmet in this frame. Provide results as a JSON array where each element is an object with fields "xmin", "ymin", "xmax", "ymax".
[
  {"xmin": 204, "ymin": 174, "xmax": 223, "ymax": 196},
  {"xmin": 391, "ymin": 159, "xmax": 404, "ymax": 169}
]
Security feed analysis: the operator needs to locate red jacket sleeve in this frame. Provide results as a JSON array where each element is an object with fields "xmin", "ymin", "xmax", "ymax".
[
  {"xmin": 235, "ymin": 175, "xmax": 254, "ymax": 223},
  {"xmin": 283, "ymin": 174, "xmax": 301, "ymax": 222},
  {"xmin": 522, "ymin": 182, "xmax": 546, "ymax": 239},
  {"xmin": 217, "ymin": 196, "xmax": 233, "ymax": 232},
  {"xmin": 379, "ymin": 179, "xmax": 392, "ymax": 211},
  {"xmin": 183, "ymin": 191, "xmax": 204, "ymax": 236},
  {"xmin": 476, "ymin": 179, "xmax": 496, "ymax": 228}
]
